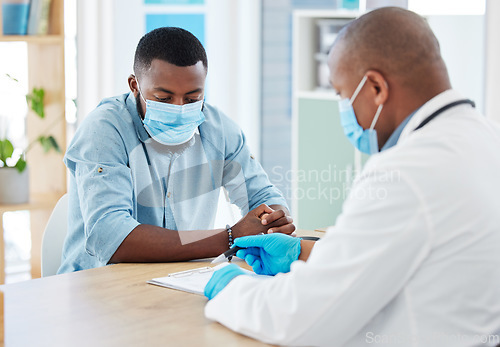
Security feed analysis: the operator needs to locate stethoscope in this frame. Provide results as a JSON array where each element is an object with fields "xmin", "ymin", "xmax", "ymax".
[{"xmin": 413, "ymin": 99, "xmax": 475, "ymax": 131}]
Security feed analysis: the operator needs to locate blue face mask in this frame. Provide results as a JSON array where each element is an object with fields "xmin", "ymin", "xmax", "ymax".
[
  {"xmin": 138, "ymin": 86, "xmax": 205, "ymax": 146},
  {"xmin": 338, "ymin": 75, "xmax": 384, "ymax": 155}
]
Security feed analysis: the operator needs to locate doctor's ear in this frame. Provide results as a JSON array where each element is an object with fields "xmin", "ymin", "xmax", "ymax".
[{"xmin": 365, "ymin": 70, "xmax": 389, "ymax": 106}]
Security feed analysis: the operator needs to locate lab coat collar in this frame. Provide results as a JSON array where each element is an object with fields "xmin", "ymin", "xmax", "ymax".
[{"xmin": 398, "ymin": 89, "xmax": 466, "ymax": 144}]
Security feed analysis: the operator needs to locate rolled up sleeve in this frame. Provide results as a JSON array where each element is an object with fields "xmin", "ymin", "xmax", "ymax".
[{"xmin": 65, "ymin": 115, "xmax": 140, "ymax": 264}]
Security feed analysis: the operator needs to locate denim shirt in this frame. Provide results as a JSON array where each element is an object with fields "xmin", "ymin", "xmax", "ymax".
[{"xmin": 58, "ymin": 92, "xmax": 287, "ymax": 273}]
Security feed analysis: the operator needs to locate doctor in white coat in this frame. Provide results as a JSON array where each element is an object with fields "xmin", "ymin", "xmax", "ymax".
[{"xmin": 203, "ymin": 7, "xmax": 500, "ymax": 347}]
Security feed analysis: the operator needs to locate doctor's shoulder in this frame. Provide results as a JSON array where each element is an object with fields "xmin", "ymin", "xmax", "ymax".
[{"xmin": 360, "ymin": 139, "xmax": 440, "ymax": 179}]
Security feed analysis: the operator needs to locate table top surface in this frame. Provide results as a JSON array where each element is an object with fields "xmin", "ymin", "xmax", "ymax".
[{"xmin": 1, "ymin": 229, "xmax": 324, "ymax": 347}]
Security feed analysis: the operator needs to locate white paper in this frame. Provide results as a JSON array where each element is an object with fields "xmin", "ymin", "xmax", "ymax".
[{"xmin": 148, "ymin": 263, "xmax": 253, "ymax": 295}]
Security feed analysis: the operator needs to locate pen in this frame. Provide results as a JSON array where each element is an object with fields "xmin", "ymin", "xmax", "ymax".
[
  {"xmin": 211, "ymin": 246, "xmax": 243, "ymax": 264},
  {"xmin": 212, "ymin": 231, "xmax": 266, "ymax": 264},
  {"xmin": 224, "ymin": 246, "xmax": 244, "ymax": 260}
]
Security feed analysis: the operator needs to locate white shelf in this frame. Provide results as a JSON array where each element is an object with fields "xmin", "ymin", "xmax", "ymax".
[
  {"xmin": 292, "ymin": 10, "xmax": 358, "ymax": 95},
  {"xmin": 291, "ymin": 9, "xmax": 361, "ymax": 227}
]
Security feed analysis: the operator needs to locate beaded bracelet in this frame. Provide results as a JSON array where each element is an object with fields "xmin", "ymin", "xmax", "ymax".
[{"xmin": 226, "ymin": 224, "xmax": 234, "ymax": 261}]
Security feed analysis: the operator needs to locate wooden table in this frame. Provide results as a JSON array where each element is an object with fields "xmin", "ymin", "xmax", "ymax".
[{"xmin": 1, "ymin": 230, "xmax": 324, "ymax": 346}]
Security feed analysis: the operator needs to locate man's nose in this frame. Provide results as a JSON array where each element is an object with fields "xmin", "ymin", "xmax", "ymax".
[{"xmin": 172, "ymin": 97, "xmax": 186, "ymax": 106}]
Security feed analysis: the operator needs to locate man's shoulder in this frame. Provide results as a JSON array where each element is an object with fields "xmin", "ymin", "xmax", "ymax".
[
  {"xmin": 201, "ymin": 103, "xmax": 240, "ymax": 131},
  {"xmin": 87, "ymin": 93, "xmax": 133, "ymax": 123},
  {"xmin": 199, "ymin": 103, "xmax": 243, "ymax": 151},
  {"xmin": 67, "ymin": 93, "xmax": 141, "ymax": 155},
  {"xmin": 78, "ymin": 93, "xmax": 137, "ymax": 134}
]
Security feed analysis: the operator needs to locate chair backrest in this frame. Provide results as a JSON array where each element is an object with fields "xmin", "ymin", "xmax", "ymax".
[{"xmin": 41, "ymin": 194, "xmax": 69, "ymax": 277}]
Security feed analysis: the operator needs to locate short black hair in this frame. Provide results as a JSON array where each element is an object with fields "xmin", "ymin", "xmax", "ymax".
[{"xmin": 133, "ymin": 27, "xmax": 208, "ymax": 75}]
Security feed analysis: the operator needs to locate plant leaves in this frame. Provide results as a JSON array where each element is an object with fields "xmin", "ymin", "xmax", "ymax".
[
  {"xmin": 38, "ymin": 136, "xmax": 51, "ymax": 153},
  {"xmin": 14, "ymin": 157, "xmax": 27, "ymax": 173},
  {"xmin": 0, "ymin": 139, "xmax": 14, "ymax": 164},
  {"xmin": 26, "ymin": 87, "xmax": 45, "ymax": 119},
  {"xmin": 38, "ymin": 135, "xmax": 60, "ymax": 153},
  {"xmin": 47, "ymin": 135, "xmax": 61, "ymax": 153},
  {"xmin": 5, "ymin": 73, "xmax": 18, "ymax": 82}
]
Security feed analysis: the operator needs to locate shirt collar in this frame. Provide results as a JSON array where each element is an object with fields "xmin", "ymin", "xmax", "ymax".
[
  {"xmin": 125, "ymin": 92, "xmax": 150, "ymax": 143},
  {"xmin": 380, "ymin": 110, "xmax": 417, "ymax": 151}
]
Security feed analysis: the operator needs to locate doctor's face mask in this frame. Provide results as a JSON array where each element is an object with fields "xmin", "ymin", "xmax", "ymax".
[
  {"xmin": 136, "ymin": 81, "xmax": 205, "ymax": 146},
  {"xmin": 338, "ymin": 75, "xmax": 384, "ymax": 155}
]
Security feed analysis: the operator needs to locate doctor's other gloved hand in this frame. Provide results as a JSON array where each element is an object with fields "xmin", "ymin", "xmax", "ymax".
[
  {"xmin": 235, "ymin": 233, "xmax": 301, "ymax": 276},
  {"xmin": 204, "ymin": 264, "xmax": 248, "ymax": 300}
]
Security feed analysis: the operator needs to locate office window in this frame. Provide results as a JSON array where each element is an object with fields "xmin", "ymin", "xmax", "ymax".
[{"xmin": 145, "ymin": 14, "xmax": 205, "ymax": 46}]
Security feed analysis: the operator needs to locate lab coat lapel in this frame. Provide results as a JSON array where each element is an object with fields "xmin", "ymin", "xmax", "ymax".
[{"xmin": 397, "ymin": 89, "xmax": 466, "ymax": 144}]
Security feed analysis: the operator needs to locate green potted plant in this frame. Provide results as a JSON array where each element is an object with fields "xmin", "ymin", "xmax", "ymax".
[{"xmin": 0, "ymin": 76, "xmax": 61, "ymax": 204}]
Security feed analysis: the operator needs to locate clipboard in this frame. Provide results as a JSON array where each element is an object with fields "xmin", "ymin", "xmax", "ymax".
[{"xmin": 148, "ymin": 263, "xmax": 254, "ymax": 295}]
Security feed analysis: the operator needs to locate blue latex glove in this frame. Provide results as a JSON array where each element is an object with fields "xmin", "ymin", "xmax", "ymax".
[
  {"xmin": 234, "ymin": 233, "xmax": 301, "ymax": 276},
  {"xmin": 204, "ymin": 264, "xmax": 247, "ymax": 300}
]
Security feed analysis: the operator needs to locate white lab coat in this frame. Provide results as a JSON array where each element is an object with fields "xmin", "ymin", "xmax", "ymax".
[{"xmin": 204, "ymin": 90, "xmax": 500, "ymax": 347}]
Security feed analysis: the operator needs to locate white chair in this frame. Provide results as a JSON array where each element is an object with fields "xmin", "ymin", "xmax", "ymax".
[{"xmin": 41, "ymin": 194, "xmax": 69, "ymax": 277}]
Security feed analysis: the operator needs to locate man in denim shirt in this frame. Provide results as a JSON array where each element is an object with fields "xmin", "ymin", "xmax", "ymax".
[{"xmin": 58, "ymin": 27, "xmax": 293, "ymax": 273}]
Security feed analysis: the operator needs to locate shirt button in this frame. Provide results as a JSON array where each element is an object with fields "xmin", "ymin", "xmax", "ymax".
[
  {"xmin": 97, "ymin": 167, "xmax": 103, "ymax": 173},
  {"xmin": 250, "ymin": 154, "xmax": 255, "ymax": 159},
  {"xmin": 167, "ymin": 192, "xmax": 171, "ymax": 198}
]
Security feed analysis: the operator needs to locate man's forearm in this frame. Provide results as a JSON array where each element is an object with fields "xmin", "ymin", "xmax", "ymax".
[
  {"xmin": 109, "ymin": 224, "xmax": 229, "ymax": 264},
  {"xmin": 109, "ymin": 204, "xmax": 294, "ymax": 264}
]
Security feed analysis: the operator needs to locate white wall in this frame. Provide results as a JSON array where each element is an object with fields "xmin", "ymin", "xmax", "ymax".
[
  {"xmin": 76, "ymin": 0, "xmax": 115, "ymax": 125},
  {"xmin": 112, "ymin": 0, "xmax": 144, "ymax": 96},
  {"xmin": 409, "ymin": 0, "xmax": 485, "ymax": 15},
  {"xmin": 485, "ymin": 0, "xmax": 500, "ymax": 122},
  {"xmin": 205, "ymin": 0, "xmax": 262, "ymax": 157},
  {"xmin": 408, "ymin": 1, "xmax": 487, "ymax": 116},
  {"xmin": 427, "ymin": 15, "xmax": 485, "ymax": 114}
]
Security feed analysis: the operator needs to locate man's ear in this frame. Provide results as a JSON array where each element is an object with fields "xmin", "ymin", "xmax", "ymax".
[
  {"xmin": 128, "ymin": 74, "xmax": 139, "ymax": 95},
  {"xmin": 365, "ymin": 70, "xmax": 389, "ymax": 106}
]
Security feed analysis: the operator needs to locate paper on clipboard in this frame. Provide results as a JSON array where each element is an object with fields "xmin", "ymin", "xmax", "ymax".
[{"xmin": 147, "ymin": 263, "xmax": 254, "ymax": 295}]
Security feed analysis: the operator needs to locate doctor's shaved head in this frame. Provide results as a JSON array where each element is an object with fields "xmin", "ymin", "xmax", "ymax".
[
  {"xmin": 330, "ymin": 7, "xmax": 450, "ymax": 96},
  {"xmin": 327, "ymin": 7, "xmax": 453, "ymax": 150}
]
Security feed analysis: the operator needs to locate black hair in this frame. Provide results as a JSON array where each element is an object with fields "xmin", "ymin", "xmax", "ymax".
[{"xmin": 133, "ymin": 27, "xmax": 208, "ymax": 75}]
